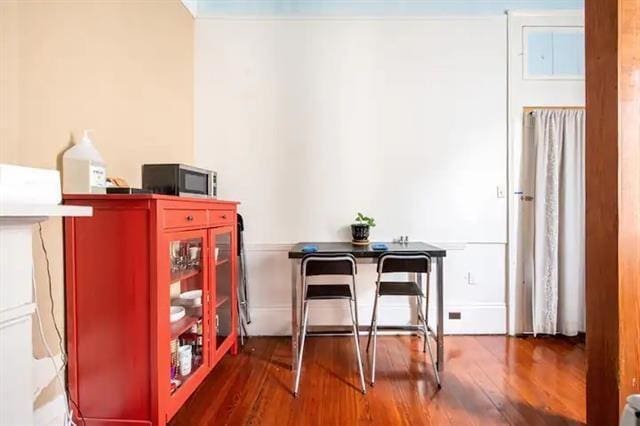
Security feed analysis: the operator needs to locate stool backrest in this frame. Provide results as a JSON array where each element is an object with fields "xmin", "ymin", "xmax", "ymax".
[
  {"xmin": 377, "ymin": 252, "xmax": 431, "ymax": 274},
  {"xmin": 301, "ymin": 253, "xmax": 357, "ymax": 276}
]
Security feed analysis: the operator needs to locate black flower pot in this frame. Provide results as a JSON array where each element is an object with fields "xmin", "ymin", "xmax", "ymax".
[{"xmin": 351, "ymin": 223, "xmax": 370, "ymax": 244}]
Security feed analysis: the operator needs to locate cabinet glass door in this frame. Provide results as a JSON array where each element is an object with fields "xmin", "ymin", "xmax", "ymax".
[
  {"xmin": 168, "ymin": 234, "xmax": 206, "ymax": 395},
  {"xmin": 212, "ymin": 227, "xmax": 234, "ymax": 352}
]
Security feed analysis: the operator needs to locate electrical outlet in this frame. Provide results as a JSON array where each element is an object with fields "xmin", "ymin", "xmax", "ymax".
[
  {"xmin": 449, "ymin": 312, "xmax": 462, "ymax": 320},
  {"xmin": 466, "ymin": 272, "xmax": 476, "ymax": 285}
]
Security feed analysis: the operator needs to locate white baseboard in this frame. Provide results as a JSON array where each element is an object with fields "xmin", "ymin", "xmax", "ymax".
[
  {"xmin": 439, "ymin": 303, "xmax": 506, "ymax": 334},
  {"xmin": 246, "ymin": 302, "xmax": 506, "ymax": 336}
]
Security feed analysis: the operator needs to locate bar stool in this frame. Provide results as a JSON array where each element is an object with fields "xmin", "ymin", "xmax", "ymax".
[
  {"xmin": 366, "ymin": 252, "xmax": 441, "ymax": 388},
  {"xmin": 293, "ymin": 253, "xmax": 366, "ymax": 396}
]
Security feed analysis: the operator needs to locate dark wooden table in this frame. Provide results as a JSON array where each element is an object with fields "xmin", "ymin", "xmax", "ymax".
[{"xmin": 288, "ymin": 241, "xmax": 447, "ymax": 373}]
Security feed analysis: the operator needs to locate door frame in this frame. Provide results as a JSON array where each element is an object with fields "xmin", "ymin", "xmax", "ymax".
[{"xmin": 506, "ymin": 10, "xmax": 585, "ymax": 335}]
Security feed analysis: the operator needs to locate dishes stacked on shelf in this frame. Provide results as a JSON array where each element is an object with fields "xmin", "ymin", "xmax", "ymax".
[
  {"xmin": 173, "ymin": 289, "xmax": 203, "ymax": 317},
  {"xmin": 170, "ymin": 318, "xmax": 204, "ymax": 394},
  {"xmin": 169, "ymin": 241, "xmax": 201, "ymax": 281},
  {"xmin": 170, "ymin": 289, "xmax": 205, "ymax": 394},
  {"xmin": 167, "ymin": 238, "xmax": 209, "ymax": 394},
  {"xmin": 170, "ymin": 306, "xmax": 185, "ymax": 323}
]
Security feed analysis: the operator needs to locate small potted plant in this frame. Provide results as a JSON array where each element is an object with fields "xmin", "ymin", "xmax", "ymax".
[{"xmin": 351, "ymin": 212, "xmax": 375, "ymax": 245}]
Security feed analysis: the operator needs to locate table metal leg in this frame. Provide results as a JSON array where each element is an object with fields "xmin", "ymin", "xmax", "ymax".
[
  {"xmin": 436, "ymin": 257, "xmax": 444, "ymax": 372},
  {"xmin": 416, "ymin": 272, "xmax": 423, "ymax": 329},
  {"xmin": 291, "ymin": 260, "xmax": 299, "ymax": 371}
]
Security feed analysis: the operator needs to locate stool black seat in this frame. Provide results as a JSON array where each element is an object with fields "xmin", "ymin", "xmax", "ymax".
[
  {"xmin": 293, "ymin": 253, "xmax": 366, "ymax": 396},
  {"xmin": 305, "ymin": 284, "xmax": 352, "ymax": 299},
  {"xmin": 378, "ymin": 281, "xmax": 424, "ymax": 296},
  {"xmin": 366, "ymin": 252, "xmax": 441, "ymax": 388}
]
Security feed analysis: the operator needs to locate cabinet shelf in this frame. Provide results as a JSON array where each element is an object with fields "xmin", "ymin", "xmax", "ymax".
[
  {"xmin": 170, "ymin": 315, "xmax": 201, "ymax": 339},
  {"xmin": 171, "ymin": 361, "xmax": 204, "ymax": 395},
  {"xmin": 215, "ymin": 258, "xmax": 229, "ymax": 267},
  {"xmin": 215, "ymin": 295, "xmax": 229, "ymax": 308},
  {"xmin": 171, "ymin": 268, "xmax": 201, "ymax": 282}
]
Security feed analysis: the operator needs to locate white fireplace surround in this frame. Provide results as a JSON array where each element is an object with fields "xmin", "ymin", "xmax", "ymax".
[{"xmin": 0, "ymin": 203, "xmax": 91, "ymax": 425}]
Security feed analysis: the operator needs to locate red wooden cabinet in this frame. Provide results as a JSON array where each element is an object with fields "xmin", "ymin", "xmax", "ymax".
[{"xmin": 63, "ymin": 195, "xmax": 239, "ymax": 425}]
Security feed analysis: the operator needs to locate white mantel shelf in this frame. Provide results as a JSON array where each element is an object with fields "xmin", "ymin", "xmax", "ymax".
[{"xmin": 0, "ymin": 203, "xmax": 92, "ymax": 218}]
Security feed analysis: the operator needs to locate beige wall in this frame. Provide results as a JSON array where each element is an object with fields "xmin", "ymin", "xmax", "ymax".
[{"xmin": 0, "ymin": 0, "xmax": 194, "ymax": 411}]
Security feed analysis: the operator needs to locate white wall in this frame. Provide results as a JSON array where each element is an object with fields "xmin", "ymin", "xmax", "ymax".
[
  {"xmin": 195, "ymin": 17, "xmax": 509, "ymax": 334},
  {"xmin": 506, "ymin": 11, "xmax": 585, "ymax": 335}
]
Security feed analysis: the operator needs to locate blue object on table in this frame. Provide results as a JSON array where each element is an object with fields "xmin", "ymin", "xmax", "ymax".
[
  {"xmin": 301, "ymin": 245, "xmax": 318, "ymax": 253},
  {"xmin": 371, "ymin": 243, "xmax": 388, "ymax": 251}
]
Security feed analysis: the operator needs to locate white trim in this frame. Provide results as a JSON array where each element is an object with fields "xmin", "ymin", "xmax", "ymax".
[
  {"xmin": 196, "ymin": 15, "xmax": 511, "ymax": 22},
  {"xmin": 0, "ymin": 303, "xmax": 35, "ymax": 327},
  {"xmin": 33, "ymin": 395, "xmax": 67, "ymax": 426},
  {"xmin": 33, "ymin": 353, "xmax": 64, "ymax": 399},
  {"xmin": 506, "ymin": 10, "xmax": 584, "ymax": 18},
  {"xmin": 243, "ymin": 242, "xmax": 507, "ymax": 252},
  {"xmin": 195, "ymin": 9, "xmax": 584, "ymax": 21},
  {"xmin": 506, "ymin": 11, "xmax": 516, "ymax": 336},
  {"xmin": 505, "ymin": 10, "xmax": 584, "ymax": 335},
  {"xmin": 244, "ymin": 243, "xmax": 293, "ymax": 252},
  {"xmin": 0, "ymin": 204, "xmax": 91, "ymax": 218},
  {"xmin": 180, "ymin": 0, "xmax": 198, "ymax": 17}
]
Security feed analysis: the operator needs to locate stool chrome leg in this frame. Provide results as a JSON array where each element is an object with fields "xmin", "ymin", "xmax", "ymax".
[
  {"xmin": 366, "ymin": 293, "xmax": 378, "ymax": 353},
  {"xmin": 349, "ymin": 300, "xmax": 366, "ymax": 394},
  {"xmin": 417, "ymin": 294, "xmax": 440, "ymax": 388},
  {"xmin": 352, "ymin": 276, "xmax": 361, "ymax": 335},
  {"xmin": 424, "ymin": 270, "xmax": 431, "ymax": 353},
  {"xmin": 370, "ymin": 293, "xmax": 380, "ymax": 386},
  {"xmin": 416, "ymin": 296, "xmax": 426, "ymax": 353},
  {"xmin": 293, "ymin": 301, "xmax": 310, "ymax": 396}
]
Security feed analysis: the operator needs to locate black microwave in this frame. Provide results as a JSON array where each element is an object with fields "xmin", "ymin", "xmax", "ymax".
[{"xmin": 142, "ymin": 164, "xmax": 217, "ymax": 198}]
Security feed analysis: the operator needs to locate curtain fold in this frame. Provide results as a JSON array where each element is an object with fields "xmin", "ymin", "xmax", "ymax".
[{"xmin": 531, "ymin": 109, "xmax": 585, "ymax": 336}]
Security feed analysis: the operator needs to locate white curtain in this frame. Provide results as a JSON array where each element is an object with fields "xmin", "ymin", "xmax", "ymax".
[{"xmin": 529, "ymin": 109, "xmax": 585, "ymax": 336}]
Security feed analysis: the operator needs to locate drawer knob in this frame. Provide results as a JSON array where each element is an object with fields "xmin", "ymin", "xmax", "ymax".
[
  {"xmin": 221, "ymin": 214, "xmax": 227, "ymax": 219},
  {"xmin": 186, "ymin": 215, "xmax": 194, "ymax": 221}
]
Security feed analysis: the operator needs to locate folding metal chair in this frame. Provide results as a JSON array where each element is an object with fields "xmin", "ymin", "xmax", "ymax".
[{"xmin": 237, "ymin": 214, "xmax": 250, "ymax": 346}]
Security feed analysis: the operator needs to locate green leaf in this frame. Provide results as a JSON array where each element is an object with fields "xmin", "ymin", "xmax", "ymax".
[{"xmin": 354, "ymin": 212, "xmax": 375, "ymax": 227}]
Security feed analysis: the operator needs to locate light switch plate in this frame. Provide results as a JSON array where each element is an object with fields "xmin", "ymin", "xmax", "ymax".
[{"xmin": 466, "ymin": 272, "xmax": 476, "ymax": 285}]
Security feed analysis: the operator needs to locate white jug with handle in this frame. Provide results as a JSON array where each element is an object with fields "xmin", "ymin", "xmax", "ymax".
[{"xmin": 62, "ymin": 129, "xmax": 107, "ymax": 194}]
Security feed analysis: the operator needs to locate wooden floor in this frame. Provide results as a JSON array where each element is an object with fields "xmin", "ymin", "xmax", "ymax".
[{"xmin": 170, "ymin": 335, "xmax": 586, "ymax": 425}]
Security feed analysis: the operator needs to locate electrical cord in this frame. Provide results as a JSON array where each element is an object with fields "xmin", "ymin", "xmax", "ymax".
[
  {"xmin": 37, "ymin": 223, "xmax": 66, "ymax": 364},
  {"xmin": 32, "ymin": 266, "xmax": 75, "ymax": 426},
  {"xmin": 35, "ymin": 223, "xmax": 85, "ymax": 426}
]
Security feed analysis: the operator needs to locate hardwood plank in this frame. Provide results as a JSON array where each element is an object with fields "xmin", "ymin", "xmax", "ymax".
[
  {"xmin": 475, "ymin": 336, "xmax": 585, "ymax": 423},
  {"xmin": 170, "ymin": 336, "xmax": 585, "ymax": 425}
]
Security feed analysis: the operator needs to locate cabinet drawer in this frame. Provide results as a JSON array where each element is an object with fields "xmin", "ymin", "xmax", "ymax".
[
  {"xmin": 164, "ymin": 209, "xmax": 208, "ymax": 229},
  {"xmin": 209, "ymin": 209, "xmax": 234, "ymax": 225}
]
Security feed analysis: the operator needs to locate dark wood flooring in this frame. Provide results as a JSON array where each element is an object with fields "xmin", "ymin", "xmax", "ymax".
[{"xmin": 170, "ymin": 335, "xmax": 586, "ymax": 425}]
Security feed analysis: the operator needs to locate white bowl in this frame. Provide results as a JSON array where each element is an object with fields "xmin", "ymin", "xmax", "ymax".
[
  {"xmin": 175, "ymin": 289, "xmax": 203, "ymax": 307},
  {"xmin": 170, "ymin": 306, "xmax": 186, "ymax": 323}
]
